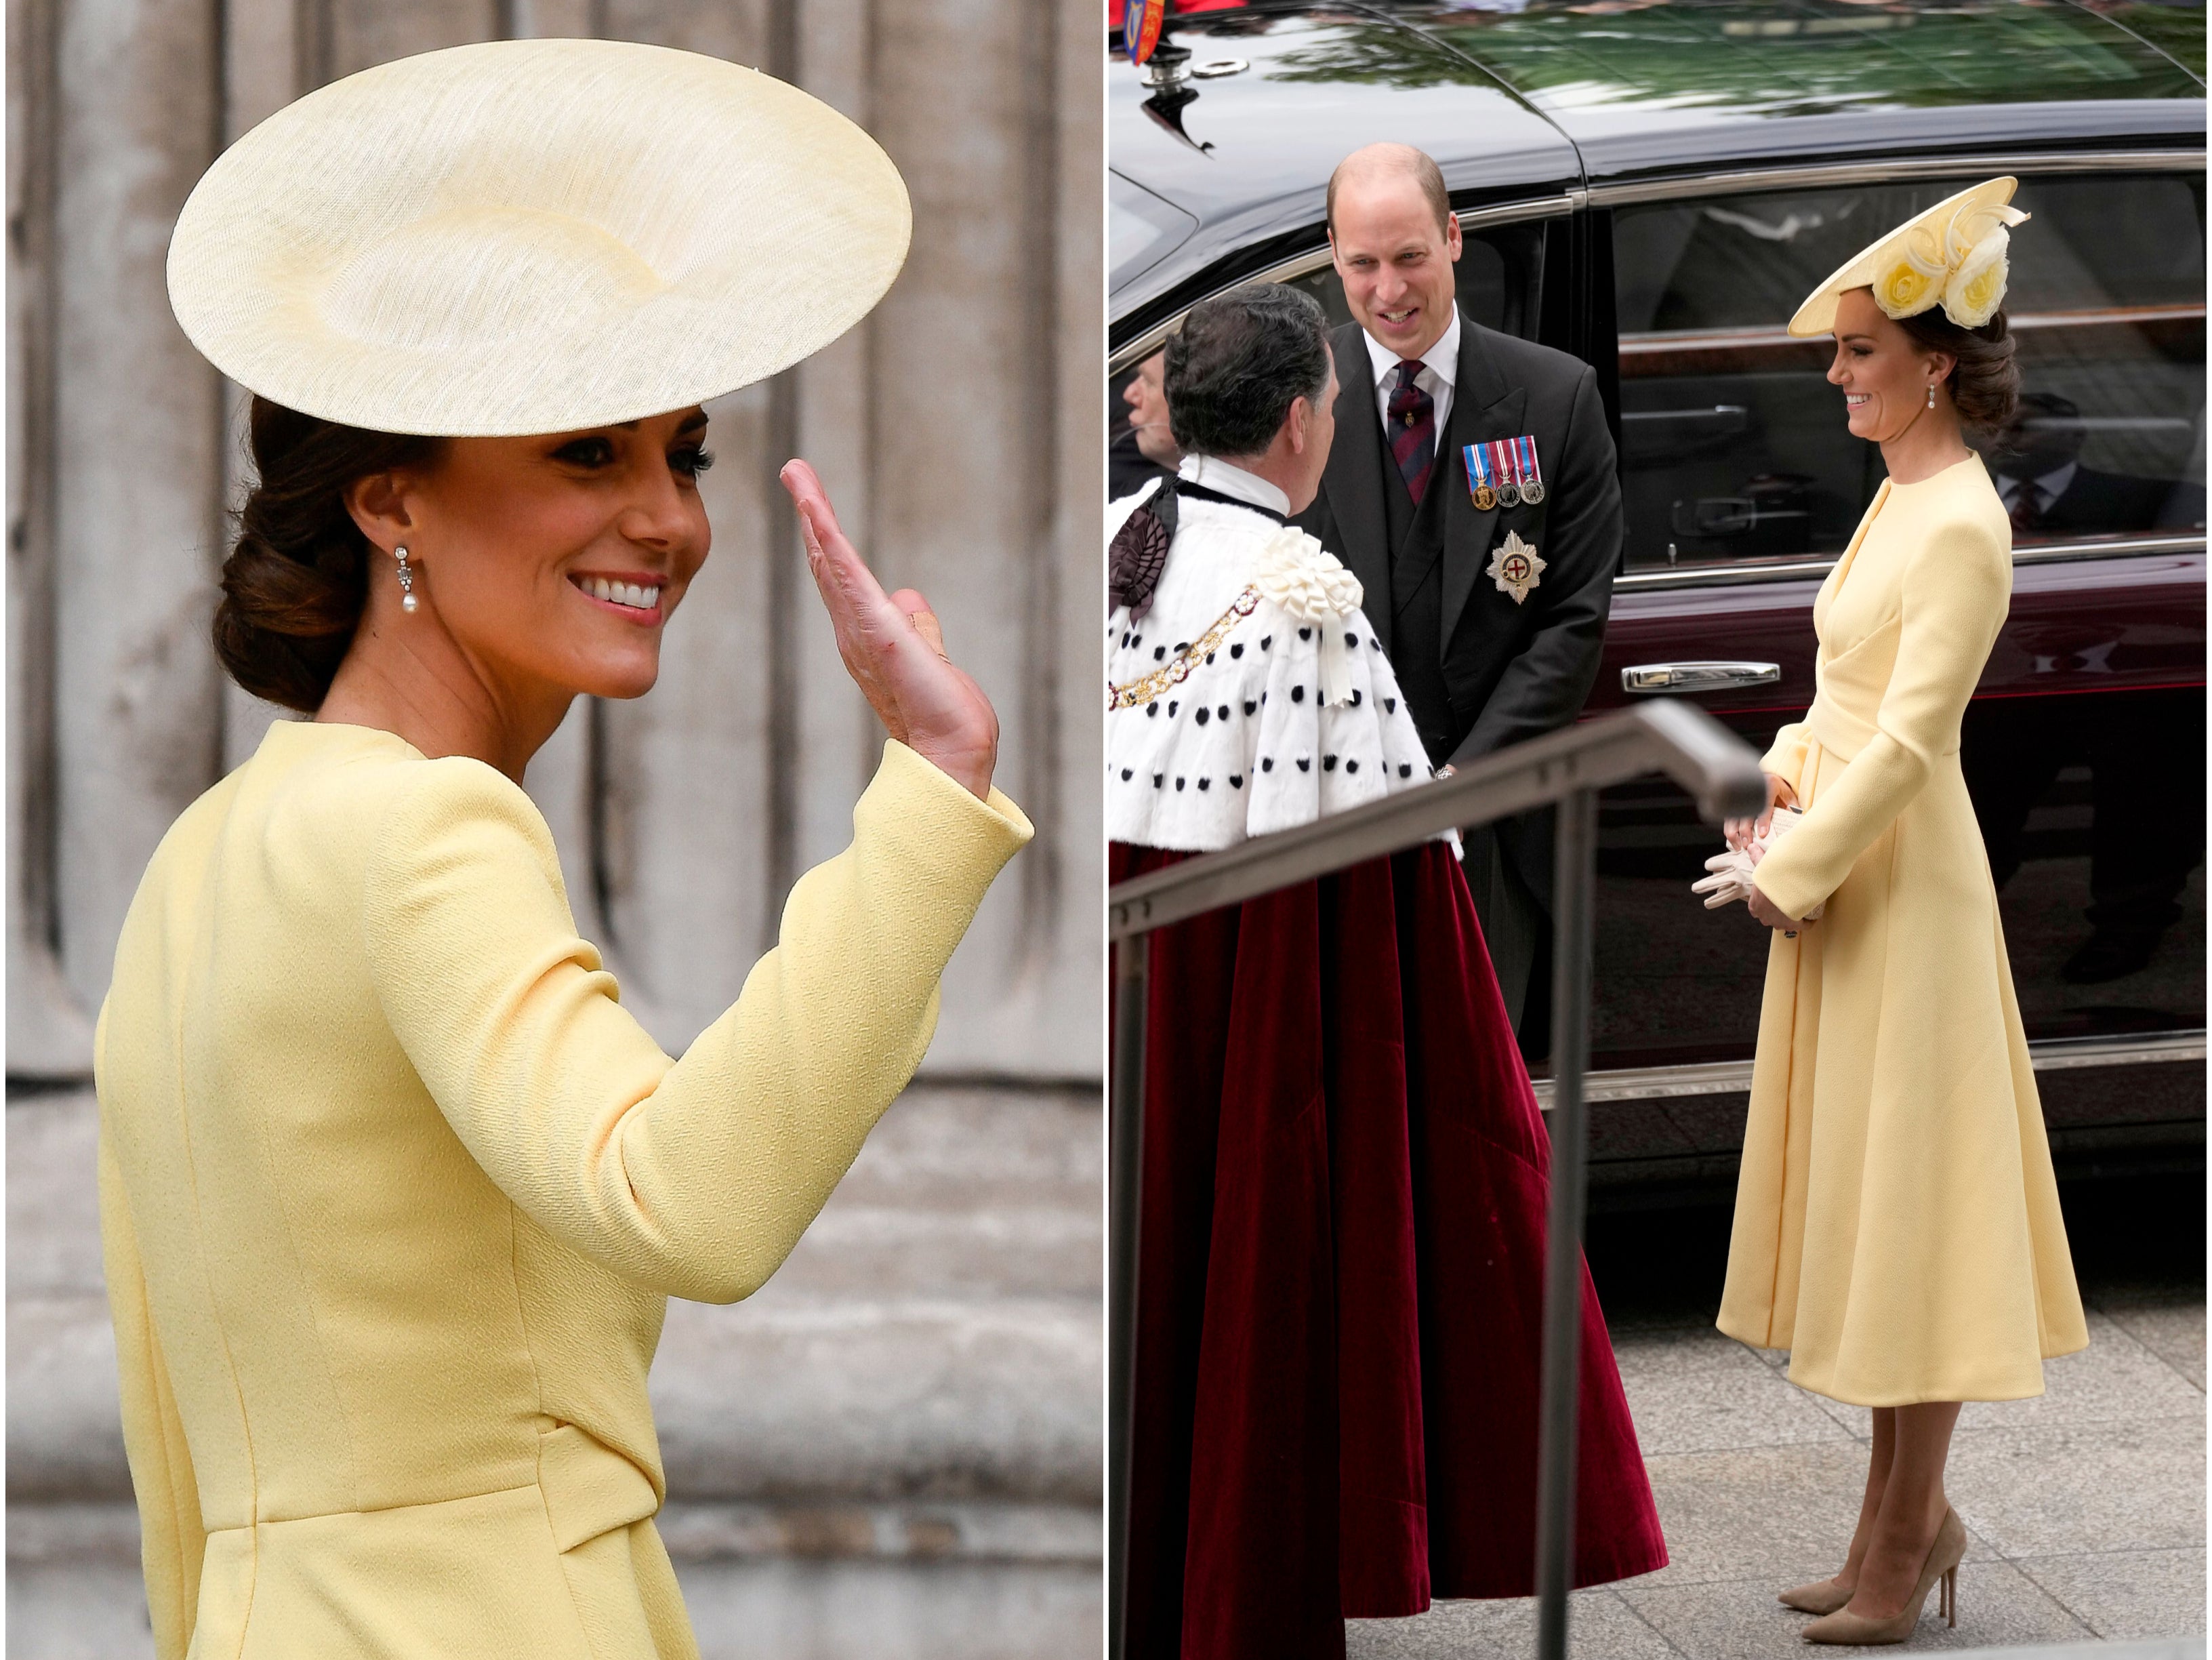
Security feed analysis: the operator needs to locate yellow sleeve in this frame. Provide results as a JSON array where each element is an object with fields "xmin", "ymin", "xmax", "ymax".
[
  {"xmin": 1758, "ymin": 721, "xmax": 1812, "ymax": 802},
  {"xmin": 1753, "ymin": 517, "xmax": 2007, "ymax": 922},
  {"xmin": 362, "ymin": 740, "xmax": 1032, "ymax": 1303},
  {"xmin": 98, "ymin": 1032, "xmax": 205, "ymax": 1660}
]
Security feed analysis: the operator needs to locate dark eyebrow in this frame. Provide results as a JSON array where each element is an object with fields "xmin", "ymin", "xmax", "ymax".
[{"xmin": 1839, "ymin": 333, "xmax": 1877, "ymax": 345}]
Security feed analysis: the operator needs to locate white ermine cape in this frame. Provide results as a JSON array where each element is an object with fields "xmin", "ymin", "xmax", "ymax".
[{"xmin": 1106, "ymin": 482, "xmax": 1441, "ymax": 853}]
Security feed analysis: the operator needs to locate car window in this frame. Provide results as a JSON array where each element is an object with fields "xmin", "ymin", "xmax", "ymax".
[
  {"xmin": 1110, "ymin": 171, "xmax": 1200, "ymax": 295},
  {"xmin": 1612, "ymin": 171, "xmax": 2208, "ymax": 572}
]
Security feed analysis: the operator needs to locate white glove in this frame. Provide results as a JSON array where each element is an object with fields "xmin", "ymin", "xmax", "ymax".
[{"xmin": 1691, "ymin": 807, "xmax": 1824, "ymax": 919}]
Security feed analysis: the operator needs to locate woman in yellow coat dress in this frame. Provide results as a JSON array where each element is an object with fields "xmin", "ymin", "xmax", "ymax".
[
  {"xmin": 96, "ymin": 41, "xmax": 1031, "ymax": 1660},
  {"xmin": 1716, "ymin": 180, "xmax": 2089, "ymax": 1646}
]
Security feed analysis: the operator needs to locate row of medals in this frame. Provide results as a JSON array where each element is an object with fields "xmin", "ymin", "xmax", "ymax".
[
  {"xmin": 1470, "ymin": 452, "xmax": 1544, "ymax": 512},
  {"xmin": 1473, "ymin": 477, "xmax": 1543, "ymax": 510},
  {"xmin": 1469, "ymin": 438, "xmax": 1557, "ymax": 518}
]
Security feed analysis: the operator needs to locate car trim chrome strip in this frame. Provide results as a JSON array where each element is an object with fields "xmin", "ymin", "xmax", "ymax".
[
  {"xmin": 1534, "ymin": 1030, "xmax": 2207, "ymax": 1108},
  {"xmin": 1107, "ymin": 194, "xmax": 1577, "ymax": 372},
  {"xmin": 1585, "ymin": 148, "xmax": 2207, "ymax": 209},
  {"xmin": 1613, "ymin": 534, "xmax": 2207, "ymax": 593}
]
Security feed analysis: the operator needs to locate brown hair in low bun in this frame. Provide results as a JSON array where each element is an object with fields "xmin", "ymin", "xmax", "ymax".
[
  {"xmin": 1894, "ymin": 307, "xmax": 2020, "ymax": 432},
  {"xmin": 216, "ymin": 399, "xmax": 441, "ymax": 712}
]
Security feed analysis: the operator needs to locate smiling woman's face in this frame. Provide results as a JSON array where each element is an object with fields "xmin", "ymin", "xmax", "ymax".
[
  {"xmin": 1826, "ymin": 288, "xmax": 1952, "ymax": 445},
  {"xmin": 371, "ymin": 407, "xmax": 714, "ymax": 702}
]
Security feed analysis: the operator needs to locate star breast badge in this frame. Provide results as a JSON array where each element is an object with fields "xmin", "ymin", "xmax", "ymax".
[{"xmin": 1486, "ymin": 530, "xmax": 1546, "ymax": 605}]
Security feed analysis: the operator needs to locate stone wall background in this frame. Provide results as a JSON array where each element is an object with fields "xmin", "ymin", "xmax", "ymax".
[{"xmin": 5, "ymin": 1, "xmax": 1103, "ymax": 1653}]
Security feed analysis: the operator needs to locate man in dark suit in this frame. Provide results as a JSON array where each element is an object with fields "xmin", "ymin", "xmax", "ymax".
[
  {"xmin": 1294, "ymin": 142, "xmax": 1619, "ymax": 1057},
  {"xmin": 1994, "ymin": 390, "xmax": 2208, "ymax": 538}
]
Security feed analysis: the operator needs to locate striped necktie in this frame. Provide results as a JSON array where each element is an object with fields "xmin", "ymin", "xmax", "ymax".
[{"xmin": 1387, "ymin": 360, "xmax": 1435, "ymax": 506}]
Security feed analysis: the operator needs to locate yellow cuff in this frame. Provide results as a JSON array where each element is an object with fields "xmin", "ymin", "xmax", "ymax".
[{"xmin": 878, "ymin": 740, "xmax": 1036, "ymax": 852}]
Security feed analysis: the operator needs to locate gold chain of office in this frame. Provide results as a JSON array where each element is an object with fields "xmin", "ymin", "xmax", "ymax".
[{"xmin": 1107, "ymin": 586, "xmax": 1260, "ymax": 712}]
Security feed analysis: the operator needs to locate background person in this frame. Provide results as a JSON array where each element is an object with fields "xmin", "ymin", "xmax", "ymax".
[
  {"xmin": 96, "ymin": 42, "xmax": 1031, "ymax": 1660},
  {"xmin": 1721, "ymin": 180, "xmax": 2088, "ymax": 1646},
  {"xmin": 1108, "ymin": 281, "xmax": 1664, "ymax": 1660},
  {"xmin": 1294, "ymin": 142, "xmax": 1621, "ymax": 1061},
  {"xmin": 1111, "ymin": 345, "xmax": 1184, "ymax": 499}
]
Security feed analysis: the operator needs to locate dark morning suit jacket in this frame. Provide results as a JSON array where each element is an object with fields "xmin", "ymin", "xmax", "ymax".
[{"xmin": 1294, "ymin": 311, "xmax": 1620, "ymax": 1038}]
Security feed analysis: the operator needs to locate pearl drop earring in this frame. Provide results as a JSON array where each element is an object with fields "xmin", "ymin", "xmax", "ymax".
[
  {"xmin": 395, "ymin": 544, "xmax": 418, "ymax": 613},
  {"xmin": 1927, "ymin": 383, "xmax": 1937, "ymax": 410}
]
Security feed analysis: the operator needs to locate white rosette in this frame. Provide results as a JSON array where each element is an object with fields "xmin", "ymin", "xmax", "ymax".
[
  {"xmin": 1252, "ymin": 527, "xmax": 1365, "ymax": 707},
  {"xmin": 1940, "ymin": 210, "xmax": 2024, "ymax": 328}
]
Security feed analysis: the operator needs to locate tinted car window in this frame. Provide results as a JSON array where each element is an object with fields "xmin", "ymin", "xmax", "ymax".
[
  {"xmin": 1110, "ymin": 171, "xmax": 1200, "ymax": 293},
  {"xmin": 1612, "ymin": 171, "xmax": 2208, "ymax": 571}
]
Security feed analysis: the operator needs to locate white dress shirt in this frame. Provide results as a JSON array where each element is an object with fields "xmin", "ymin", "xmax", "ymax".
[
  {"xmin": 1364, "ymin": 309, "xmax": 1462, "ymax": 440},
  {"xmin": 1178, "ymin": 453, "xmax": 1291, "ymax": 518},
  {"xmin": 1995, "ymin": 460, "xmax": 2077, "ymax": 519}
]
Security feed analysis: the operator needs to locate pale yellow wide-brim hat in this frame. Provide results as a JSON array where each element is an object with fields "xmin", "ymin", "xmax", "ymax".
[
  {"xmin": 167, "ymin": 38, "xmax": 910, "ymax": 437},
  {"xmin": 1786, "ymin": 177, "xmax": 2028, "ymax": 340}
]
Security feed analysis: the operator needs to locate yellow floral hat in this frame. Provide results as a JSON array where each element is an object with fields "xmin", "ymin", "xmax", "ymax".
[{"xmin": 1786, "ymin": 178, "xmax": 2029, "ymax": 339}]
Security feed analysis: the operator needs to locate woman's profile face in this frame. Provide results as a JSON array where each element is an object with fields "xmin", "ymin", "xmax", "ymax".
[
  {"xmin": 380, "ymin": 406, "xmax": 714, "ymax": 702},
  {"xmin": 1825, "ymin": 288, "xmax": 1950, "ymax": 446}
]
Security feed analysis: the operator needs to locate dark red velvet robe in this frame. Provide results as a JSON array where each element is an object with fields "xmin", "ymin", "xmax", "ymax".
[{"xmin": 1113, "ymin": 839, "xmax": 1668, "ymax": 1660}]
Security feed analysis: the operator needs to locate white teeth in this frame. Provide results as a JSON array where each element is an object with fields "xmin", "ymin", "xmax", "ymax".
[{"xmin": 581, "ymin": 577, "xmax": 660, "ymax": 610}]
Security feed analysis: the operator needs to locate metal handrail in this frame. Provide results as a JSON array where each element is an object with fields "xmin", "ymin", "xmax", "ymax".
[{"xmin": 1107, "ymin": 701, "xmax": 1767, "ymax": 1660}]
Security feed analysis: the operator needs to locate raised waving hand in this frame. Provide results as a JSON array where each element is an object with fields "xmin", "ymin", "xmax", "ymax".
[{"xmin": 779, "ymin": 460, "xmax": 1000, "ymax": 801}]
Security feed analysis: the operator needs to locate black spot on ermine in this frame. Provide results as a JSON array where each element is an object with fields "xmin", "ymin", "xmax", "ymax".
[
  {"xmin": 1291, "ymin": 686, "xmax": 1305, "ymax": 703},
  {"xmin": 1194, "ymin": 707, "xmax": 1210, "ymax": 726},
  {"xmin": 1323, "ymin": 755, "xmax": 1338, "ymax": 771},
  {"xmin": 1262, "ymin": 757, "xmax": 1274, "ymax": 772},
  {"xmin": 1230, "ymin": 775, "xmax": 1244, "ymax": 788},
  {"xmin": 1229, "ymin": 643, "xmax": 1244, "ymax": 659}
]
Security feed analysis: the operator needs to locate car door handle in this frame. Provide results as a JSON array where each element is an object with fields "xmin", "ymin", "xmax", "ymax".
[{"xmin": 1622, "ymin": 660, "xmax": 1781, "ymax": 693}]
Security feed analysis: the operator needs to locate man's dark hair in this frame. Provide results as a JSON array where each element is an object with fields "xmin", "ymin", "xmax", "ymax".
[{"xmin": 1164, "ymin": 283, "xmax": 1332, "ymax": 460}]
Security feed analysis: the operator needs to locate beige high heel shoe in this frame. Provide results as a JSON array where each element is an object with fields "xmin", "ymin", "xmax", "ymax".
[
  {"xmin": 1779, "ymin": 1577, "xmax": 1854, "ymax": 1616},
  {"xmin": 1801, "ymin": 1507, "xmax": 1965, "ymax": 1646}
]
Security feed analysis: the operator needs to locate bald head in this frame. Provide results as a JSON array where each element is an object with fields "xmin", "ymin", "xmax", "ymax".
[
  {"xmin": 1327, "ymin": 143, "xmax": 1452, "ymax": 239},
  {"xmin": 1328, "ymin": 142, "xmax": 1463, "ymax": 361}
]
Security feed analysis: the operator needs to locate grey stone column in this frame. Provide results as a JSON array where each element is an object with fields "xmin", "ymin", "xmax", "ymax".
[{"xmin": 49, "ymin": 0, "xmax": 227, "ymax": 1015}]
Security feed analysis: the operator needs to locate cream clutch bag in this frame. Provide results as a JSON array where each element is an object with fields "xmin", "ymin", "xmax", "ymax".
[{"xmin": 1691, "ymin": 807, "xmax": 1825, "ymax": 920}]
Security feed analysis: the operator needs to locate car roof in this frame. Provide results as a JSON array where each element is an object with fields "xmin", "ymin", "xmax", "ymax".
[{"xmin": 1109, "ymin": 0, "xmax": 2206, "ymax": 328}]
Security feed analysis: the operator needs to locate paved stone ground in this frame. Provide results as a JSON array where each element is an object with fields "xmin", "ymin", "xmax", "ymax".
[{"xmin": 1350, "ymin": 1177, "xmax": 2207, "ymax": 1659}]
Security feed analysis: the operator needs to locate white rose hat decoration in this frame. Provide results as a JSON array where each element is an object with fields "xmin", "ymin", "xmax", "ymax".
[{"xmin": 1787, "ymin": 178, "xmax": 2029, "ymax": 339}]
